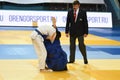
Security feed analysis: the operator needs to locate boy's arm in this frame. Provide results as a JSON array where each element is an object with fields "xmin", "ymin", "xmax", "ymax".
[
  {"xmin": 45, "ymin": 17, "xmax": 57, "ymax": 43},
  {"xmin": 51, "ymin": 17, "xmax": 57, "ymax": 28}
]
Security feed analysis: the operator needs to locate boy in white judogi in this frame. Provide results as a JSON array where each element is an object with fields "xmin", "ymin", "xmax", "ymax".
[{"xmin": 31, "ymin": 17, "xmax": 56, "ymax": 72}]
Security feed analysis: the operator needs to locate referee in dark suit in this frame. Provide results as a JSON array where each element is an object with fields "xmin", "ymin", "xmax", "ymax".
[{"xmin": 65, "ymin": 0, "xmax": 88, "ymax": 64}]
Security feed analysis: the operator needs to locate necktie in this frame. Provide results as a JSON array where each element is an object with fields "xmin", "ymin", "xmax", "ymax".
[{"xmin": 74, "ymin": 9, "xmax": 76, "ymax": 22}]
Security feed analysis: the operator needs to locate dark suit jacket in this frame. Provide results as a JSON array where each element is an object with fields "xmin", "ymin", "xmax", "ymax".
[{"xmin": 65, "ymin": 8, "xmax": 88, "ymax": 36}]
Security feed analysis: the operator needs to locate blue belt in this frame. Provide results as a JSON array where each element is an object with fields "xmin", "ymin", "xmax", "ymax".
[{"xmin": 35, "ymin": 29, "xmax": 47, "ymax": 39}]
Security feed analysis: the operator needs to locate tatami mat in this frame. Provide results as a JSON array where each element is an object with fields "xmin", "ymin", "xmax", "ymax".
[{"xmin": 0, "ymin": 27, "xmax": 120, "ymax": 80}]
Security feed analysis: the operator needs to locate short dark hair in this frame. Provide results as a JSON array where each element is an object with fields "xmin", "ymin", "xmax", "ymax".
[{"xmin": 73, "ymin": 0, "xmax": 80, "ymax": 5}]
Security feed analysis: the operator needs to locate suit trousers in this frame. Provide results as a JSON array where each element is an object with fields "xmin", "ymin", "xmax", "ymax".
[{"xmin": 69, "ymin": 35, "xmax": 87, "ymax": 62}]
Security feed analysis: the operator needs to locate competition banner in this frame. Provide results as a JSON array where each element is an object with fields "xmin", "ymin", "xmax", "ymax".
[
  {"xmin": 0, "ymin": 10, "xmax": 67, "ymax": 27},
  {"xmin": 87, "ymin": 12, "xmax": 112, "ymax": 28},
  {"xmin": 0, "ymin": 10, "xmax": 112, "ymax": 28}
]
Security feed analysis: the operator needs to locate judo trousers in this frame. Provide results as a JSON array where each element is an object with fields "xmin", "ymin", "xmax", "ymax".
[{"xmin": 32, "ymin": 35, "xmax": 47, "ymax": 69}]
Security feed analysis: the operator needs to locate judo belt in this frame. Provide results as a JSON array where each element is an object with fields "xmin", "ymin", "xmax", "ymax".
[{"xmin": 35, "ymin": 29, "xmax": 47, "ymax": 39}]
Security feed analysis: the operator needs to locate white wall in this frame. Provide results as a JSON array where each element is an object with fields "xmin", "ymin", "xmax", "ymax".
[{"xmin": 0, "ymin": 0, "xmax": 105, "ymax": 4}]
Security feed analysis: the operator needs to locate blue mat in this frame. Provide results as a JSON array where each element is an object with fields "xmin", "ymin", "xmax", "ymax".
[
  {"xmin": 95, "ymin": 48, "xmax": 120, "ymax": 55},
  {"xmin": 0, "ymin": 45, "xmax": 37, "ymax": 59},
  {"xmin": 89, "ymin": 28, "xmax": 120, "ymax": 41},
  {"xmin": 62, "ymin": 45, "xmax": 120, "ymax": 59},
  {"xmin": 0, "ymin": 45, "xmax": 120, "ymax": 59}
]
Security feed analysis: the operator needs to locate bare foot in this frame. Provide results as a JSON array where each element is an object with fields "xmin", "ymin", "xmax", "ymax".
[
  {"xmin": 40, "ymin": 69, "xmax": 52, "ymax": 72},
  {"xmin": 40, "ymin": 69, "xmax": 47, "ymax": 72}
]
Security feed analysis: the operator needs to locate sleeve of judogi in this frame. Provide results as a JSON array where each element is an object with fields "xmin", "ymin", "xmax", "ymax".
[
  {"xmin": 47, "ymin": 26, "xmax": 56, "ymax": 43},
  {"xmin": 48, "ymin": 26, "xmax": 56, "ymax": 37}
]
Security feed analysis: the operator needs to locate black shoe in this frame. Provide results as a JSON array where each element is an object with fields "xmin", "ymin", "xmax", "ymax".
[
  {"xmin": 68, "ymin": 61, "xmax": 74, "ymax": 63},
  {"xmin": 84, "ymin": 60, "xmax": 88, "ymax": 64}
]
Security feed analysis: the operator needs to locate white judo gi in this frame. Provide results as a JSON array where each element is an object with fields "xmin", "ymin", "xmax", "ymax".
[{"xmin": 31, "ymin": 25, "xmax": 56, "ymax": 70}]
